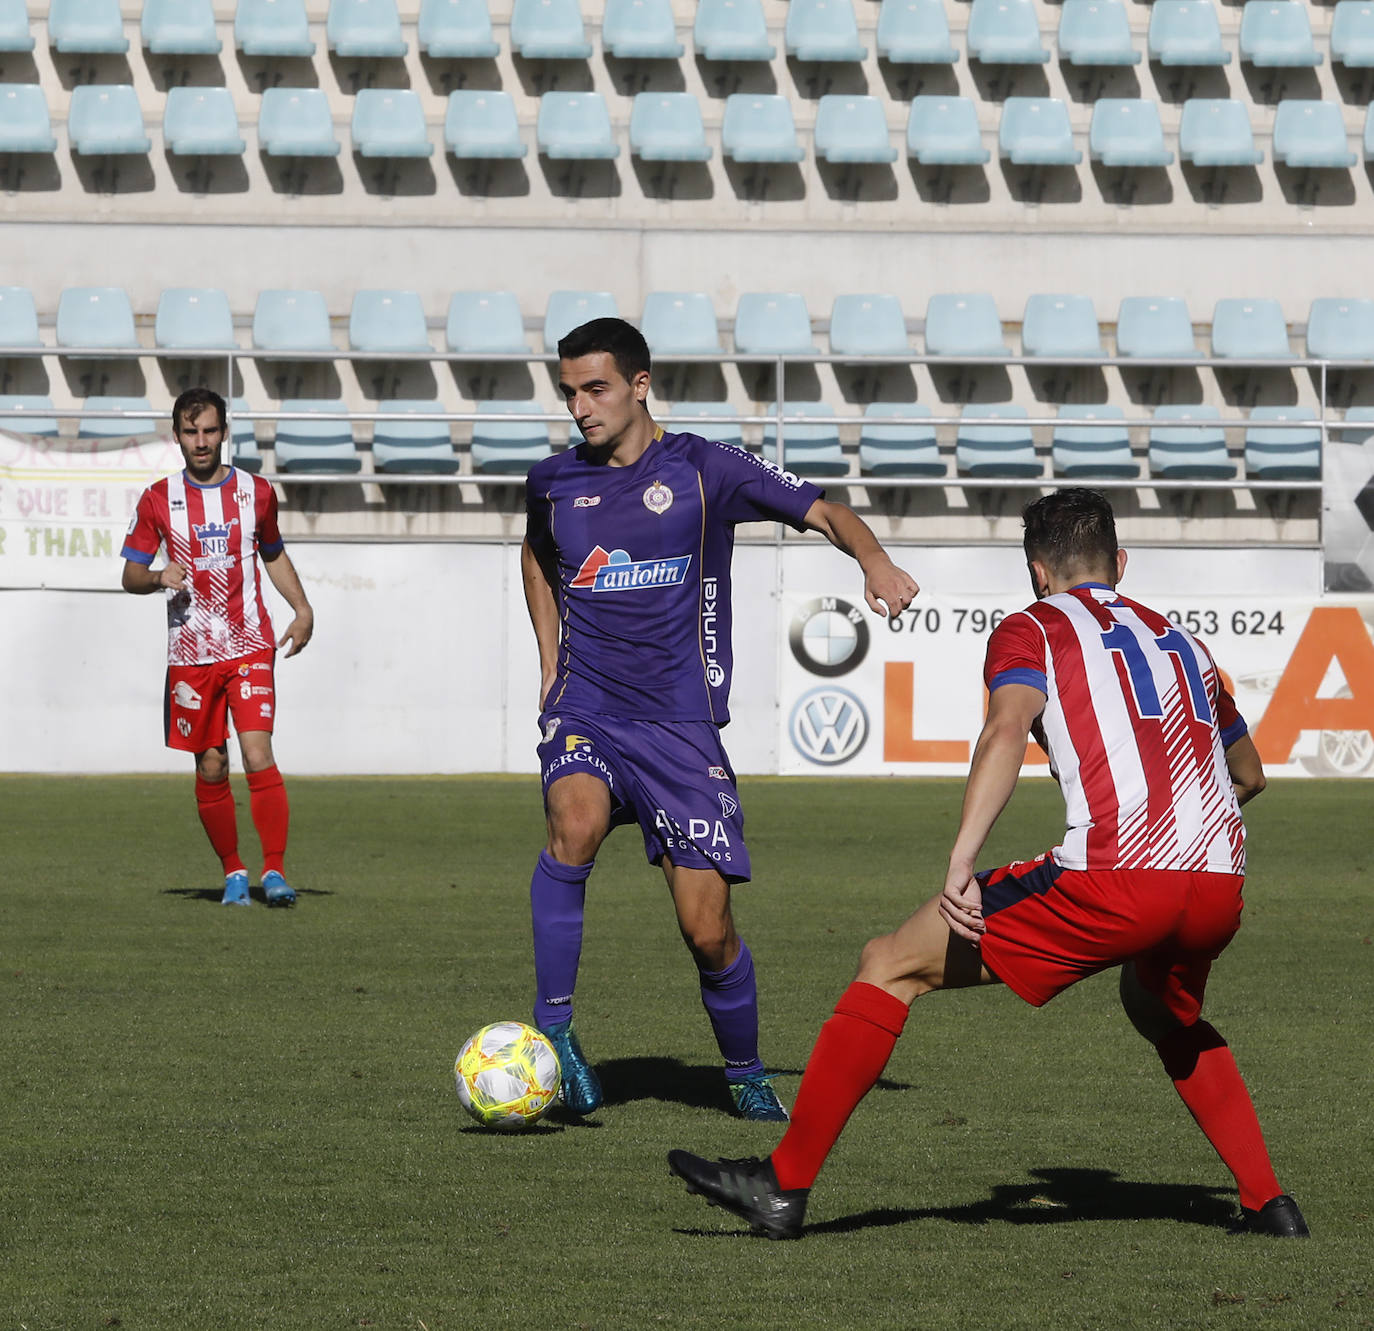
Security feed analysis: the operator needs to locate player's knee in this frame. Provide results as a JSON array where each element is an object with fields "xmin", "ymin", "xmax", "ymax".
[
  {"xmin": 196, "ymin": 748, "xmax": 228, "ymax": 783},
  {"xmin": 683, "ymin": 920, "xmax": 732, "ymax": 970},
  {"xmin": 546, "ymin": 812, "xmax": 604, "ymax": 864}
]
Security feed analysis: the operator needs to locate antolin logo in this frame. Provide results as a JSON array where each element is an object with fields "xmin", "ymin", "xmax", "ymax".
[{"xmin": 572, "ymin": 546, "xmax": 692, "ymax": 593}]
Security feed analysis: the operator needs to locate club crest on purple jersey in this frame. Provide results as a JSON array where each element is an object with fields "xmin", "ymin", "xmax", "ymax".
[{"xmin": 642, "ymin": 481, "xmax": 674, "ymax": 515}]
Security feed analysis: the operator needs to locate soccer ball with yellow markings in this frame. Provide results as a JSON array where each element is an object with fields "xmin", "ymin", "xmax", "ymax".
[{"xmin": 454, "ymin": 1021, "xmax": 562, "ymax": 1131}]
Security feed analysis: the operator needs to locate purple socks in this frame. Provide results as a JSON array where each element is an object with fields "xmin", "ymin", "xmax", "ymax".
[
  {"xmin": 530, "ymin": 850, "xmax": 593, "ymax": 1030},
  {"xmin": 699, "ymin": 941, "xmax": 764, "ymax": 1080}
]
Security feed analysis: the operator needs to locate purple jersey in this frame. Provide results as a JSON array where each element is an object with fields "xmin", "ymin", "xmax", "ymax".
[{"xmin": 525, "ymin": 428, "xmax": 823, "ymax": 724}]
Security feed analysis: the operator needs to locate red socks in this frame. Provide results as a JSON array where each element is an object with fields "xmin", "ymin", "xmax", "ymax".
[
  {"xmin": 771, "ymin": 982, "xmax": 909, "ymax": 1192},
  {"xmin": 195, "ymin": 775, "xmax": 245, "ymax": 875},
  {"xmin": 245, "ymin": 765, "xmax": 291, "ymax": 876},
  {"xmin": 1156, "ymin": 1020, "xmax": 1282, "ymax": 1212}
]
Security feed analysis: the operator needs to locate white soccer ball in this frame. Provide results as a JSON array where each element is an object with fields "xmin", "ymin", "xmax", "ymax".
[{"xmin": 454, "ymin": 1020, "xmax": 562, "ymax": 1131}]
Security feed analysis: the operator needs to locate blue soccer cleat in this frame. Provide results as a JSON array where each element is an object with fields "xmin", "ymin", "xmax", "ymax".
[
  {"xmin": 541, "ymin": 1020, "xmax": 603, "ymax": 1115},
  {"xmin": 262, "ymin": 870, "xmax": 296, "ymax": 908},
  {"xmin": 729, "ymin": 1074, "xmax": 790, "ymax": 1122},
  {"xmin": 221, "ymin": 869, "xmax": 251, "ymax": 906}
]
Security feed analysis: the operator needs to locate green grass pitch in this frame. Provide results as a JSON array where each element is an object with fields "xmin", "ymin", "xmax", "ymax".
[{"xmin": 2, "ymin": 774, "xmax": 1371, "ymax": 1330}]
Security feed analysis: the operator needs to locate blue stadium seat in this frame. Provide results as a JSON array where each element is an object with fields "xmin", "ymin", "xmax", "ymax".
[
  {"xmin": 967, "ymin": 0, "xmax": 1050, "ymax": 64},
  {"xmin": 814, "ymin": 96, "xmax": 898, "ymax": 164},
  {"xmin": 0, "ymin": 396, "xmax": 60, "ymax": 436},
  {"xmin": 258, "ymin": 88, "xmax": 341, "ymax": 156},
  {"xmin": 445, "ymin": 90, "xmax": 526, "ymax": 158},
  {"xmin": 786, "ymin": 0, "xmax": 867, "ymax": 61},
  {"xmin": 48, "ymin": 0, "xmax": 127, "ymax": 53},
  {"xmin": 906, "ymin": 95, "xmax": 990, "ymax": 165},
  {"xmin": 603, "ymin": 0, "xmax": 684, "ymax": 57},
  {"xmin": 471, "ymin": 400, "xmax": 552, "ymax": 473},
  {"xmin": 1115, "ymin": 296, "xmax": 1195, "ymax": 357},
  {"xmin": 537, "ymin": 92, "xmax": 618, "ymax": 158},
  {"xmin": 1148, "ymin": 0, "xmax": 1231, "ymax": 66},
  {"xmin": 693, "ymin": 0, "xmax": 775, "ymax": 61},
  {"xmin": 350, "ymin": 290, "xmax": 431, "ymax": 352},
  {"xmin": 272, "ymin": 400, "xmax": 362, "ymax": 472},
  {"xmin": 925, "ymin": 292, "xmax": 1008, "ymax": 355},
  {"xmin": 1306, "ymin": 297, "xmax": 1374, "ymax": 360},
  {"xmin": 1057, "ymin": 0, "xmax": 1139, "ymax": 65},
  {"xmin": 876, "ymin": 0, "xmax": 957, "ymax": 63},
  {"xmin": 352, "ymin": 89, "xmax": 434, "ymax": 158},
  {"xmin": 734, "ymin": 292, "xmax": 814, "ymax": 354},
  {"xmin": 372, "ymin": 400, "xmax": 459, "ymax": 473},
  {"xmin": 1331, "ymin": 0, "xmax": 1374, "ymax": 67},
  {"xmin": 1244, "ymin": 406, "xmax": 1321, "ymax": 479},
  {"xmin": 956, "ymin": 404, "xmax": 1042, "ymax": 477},
  {"xmin": 666, "ymin": 401, "xmax": 743, "ymax": 448},
  {"xmin": 721, "ymin": 94, "xmax": 804, "ymax": 162},
  {"xmin": 829, "ymin": 294, "xmax": 909, "ymax": 356},
  {"xmin": 545, "ymin": 291, "xmax": 618, "ymax": 346},
  {"xmin": 1211, "ymin": 298, "xmax": 1291, "ymax": 357},
  {"xmin": 419, "ymin": 0, "xmax": 499, "ymax": 56},
  {"xmin": 235, "ymin": 0, "xmax": 316, "ymax": 56},
  {"xmin": 762, "ymin": 402, "xmax": 848, "ymax": 476},
  {"xmin": 1090, "ymin": 99, "xmax": 1174, "ymax": 168},
  {"xmin": 999, "ymin": 97, "xmax": 1082, "ymax": 165},
  {"xmin": 446, "ymin": 291, "xmax": 530, "ymax": 352},
  {"xmin": 1239, "ymin": 0, "xmax": 1321, "ymax": 66},
  {"xmin": 68, "ymin": 85, "xmax": 151, "ymax": 155},
  {"xmin": 142, "ymin": 0, "xmax": 221, "ymax": 53},
  {"xmin": 155, "ymin": 288, "xmax": 235, "ymax": 349},
  {"xmin": 79, "ymin": 396, "xmax": 157, "ymax": 438},
  {"xmin": 253, "ymin": 289, "xmax": 334, "ymax": 352},
  {"xmin": 1022, "ymin": 294, "xmax": 1102, "ymax": 356},
  {"xmin": 1052, "ymin": 404, "xmax": 1138, "ymax": 477},
  {"xmin": 327, "ymin": 0, "xmax": 407, "ymax": 57},
  {"xmin": 0, "ymin": 85, "xmax": 58, "ymax": 154},
  {"xmin": 641, "ymin": 291, "xmax": 720, "ymax": 354},
  {"xmin": 1338, "ymin": 405, "xmax": 1374, "ymax": 443},
  {"xmin": 630, "ymin": 92, "xmax": 712, "ymax": 161},
  {"xmin": 1366, "ymin": 103, "xmax": 1374, "ymax": 159},
  {"xmin": 1148, "ymin": 404, "xmax": 1235, "ymax": 478},
  {"xmin": 163, "ymin": 88, "xmax": 246, "ymax": 156},
  {"xmin": 859, "ymin": 402, "xmax": 943, "ymax": 476},
  {"xmin": 1272, "ymin": 100, "xmax": 1356, "ymax": 168},
  {"xmin": 0, "ymin": 0, "xmax": 35, "ymax": 52},
  {"xmin": 230, "ymin": 397, "xmax": 262, "ymax": 472},
  {"xmin": 57, "ymin": 286, "xmax": 137, "ymax": 349},
  {"xmin": 510, "ymin": 0, "xmax": 592, "ymax": 57},
  {"xmin": 1178, "ymin": 99, "xmax": 1263, "ymax": 166},
  {"xmin": 0, "ymin": 287, "xmax": 39, "ymax": 346}
]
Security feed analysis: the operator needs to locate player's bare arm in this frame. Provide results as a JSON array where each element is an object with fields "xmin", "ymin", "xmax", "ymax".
[
  {"xmin": 801, "ymin": 498, "xmax": 919, "ymax": 620},
  {"xmin": 521, "ymin": 537, "xmax": 562, "ymax": 709},
  {"xmin": 939, "ymin": 681, "xmax": 1047, "ymax": 943},
  {"xmin": 1223, "ymin": 733, "xmax": 1266, "ymax": 806},
  {"xmin": 262, "ymin": 549, "xmax": 314, "ymax": 658},
  {"xmin": 121, "ymin": 558, "xmax": 187, "ymax": 594}
]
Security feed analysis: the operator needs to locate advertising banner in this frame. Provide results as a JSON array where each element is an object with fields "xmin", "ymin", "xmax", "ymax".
[
  {"xmin": 0, "ymin": 428, "xmax": 178, "ymax": 591},
  {"xmin": 781, "ymin": 591, "xmax": 1374, "ymax": 779}
]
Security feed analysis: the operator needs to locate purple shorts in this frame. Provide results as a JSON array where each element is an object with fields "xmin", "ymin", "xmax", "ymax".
[{"xmin": 537, "ymin": 711, "xmax": 752, "ymax": 882}]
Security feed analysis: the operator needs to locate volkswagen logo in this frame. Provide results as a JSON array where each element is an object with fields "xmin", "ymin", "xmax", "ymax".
[{"xmin": 789, "ymin": 687, "xmax": 869, "ymax": 766}]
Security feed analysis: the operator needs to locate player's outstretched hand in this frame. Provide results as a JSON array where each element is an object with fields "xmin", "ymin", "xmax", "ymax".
[
  {"xmin": 278, "ymin": 609, "xmax": 314, "ymax": 658},
  {"xmin": 864, "ymin": 557, "xmax": 920, "ymax": 621},
  {"xmin": 939, "ymin": 865, "xmax": 986, "ymax": 945},
  {"xmin": 159, "ymin": 561, "xmax": 188, "ymax": 591}
]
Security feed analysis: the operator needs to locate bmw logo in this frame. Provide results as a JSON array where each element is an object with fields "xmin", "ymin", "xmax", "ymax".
[{"xmin": 789, "ymin": 597, "xmax": 870, "ymax": 677}]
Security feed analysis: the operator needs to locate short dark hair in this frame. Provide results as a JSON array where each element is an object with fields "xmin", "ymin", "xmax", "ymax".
[
  {"xmin": 172, "ymin": 386, "xmax": 227, "ymax": 436},
  {"xmin": 1022, "ymin": 487, "xmax": 1118, "ymax": 575},
  {"xmin": 557, "ymin": 317, "xmax": 651, "ymax": 384}
]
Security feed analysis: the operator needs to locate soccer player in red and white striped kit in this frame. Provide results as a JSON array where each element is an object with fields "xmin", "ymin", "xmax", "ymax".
[
  {"xmin": 670, "ymin": 486, "xmax": 1308, "ymax": 1240},
  {"xmin": 121, "ymin": 387, "xmax": 314, "ymax": 906}
]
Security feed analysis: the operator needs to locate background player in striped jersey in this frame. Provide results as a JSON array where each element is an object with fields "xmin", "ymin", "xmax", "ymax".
[
  {"xmin": 670, "ymin": 487, "xmax": 1308, "ymax": 1237},
  {"xmin": 121, "ymin": 387, "xmax": 314, "ymax": 907},
  {"xmin": 522, "ymin": 318, "xmax": 919, "ymax": 1121}
]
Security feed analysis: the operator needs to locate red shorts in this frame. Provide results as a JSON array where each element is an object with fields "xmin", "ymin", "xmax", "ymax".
[
  {"xmin": 164, "ymin": 649, "xmax": 277, "ymax": 753},
  {"xmin": 976, "ymin": 852, "xmax": 1244, "ymax": 1026}
]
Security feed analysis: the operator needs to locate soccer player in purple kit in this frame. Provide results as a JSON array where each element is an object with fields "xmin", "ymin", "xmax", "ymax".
[{"xmin": 522, "ymin": 318, "xmax": 920, "ymax": 1120}]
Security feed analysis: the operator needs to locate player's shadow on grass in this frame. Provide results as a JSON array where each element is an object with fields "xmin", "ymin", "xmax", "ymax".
[
  {"xmin": 810, "ymin": 1167, "xmax": 1237, "ymax": 1236},
  {"xmin": 162, "ymin": 886, "xmax": 335, "ymax": 905}
]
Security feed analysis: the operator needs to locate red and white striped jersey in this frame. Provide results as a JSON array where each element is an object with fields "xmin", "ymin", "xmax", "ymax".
[
  {"xmin": 121, "ymin": 468, "xmax": 285, "ymax": 665},
  {"xmin": 985, "ymin": 583, "xmax": 1248, "ymax": 874}
]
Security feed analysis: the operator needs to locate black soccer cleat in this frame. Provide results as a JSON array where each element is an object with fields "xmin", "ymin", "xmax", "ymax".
[
  {"xmin": 667, "ymin": 1151, "xmax": 809, "ymax": 1240},
  {"xmin": 1233, "ymin": 1194, "xmax": 1311, "ymax": 1238}
]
